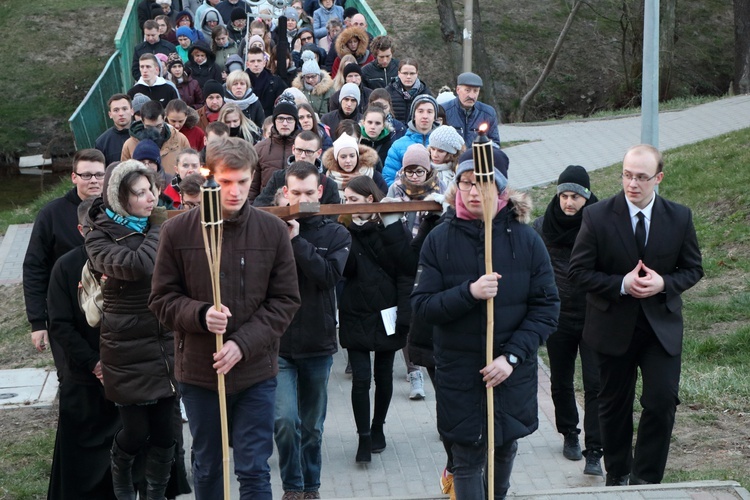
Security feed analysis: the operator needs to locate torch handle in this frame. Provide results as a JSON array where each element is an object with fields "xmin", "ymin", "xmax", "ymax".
[{"xmin": 484, "ymin": 214, "xmax": 495, "ymax": 500}]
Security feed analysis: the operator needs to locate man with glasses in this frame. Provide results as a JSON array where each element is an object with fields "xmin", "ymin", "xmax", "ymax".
[
  {"xmin": 164, "ymin": 148, "xmax": 201, "ymax": 208},
  {"xmin": 178, "ymin": 173, "xmax": 206, "ymax": 210},
  {"xmin": 250, "ymin": 101, "xmax": 299, "ymax": 202},
  {"xmin": 569, "ymin": 144, "xmax": 703, "ymax": 486},
  {"xmin": 23, "ymin": 149, "xmax": 106, "ymax": 379},
  {"xmin": 121, "ymin": 100, "xmax": 190, "ymax": 176},
  {"xmin": 254, "ymin": 131, "xmax": 340, "ymax": 208}
]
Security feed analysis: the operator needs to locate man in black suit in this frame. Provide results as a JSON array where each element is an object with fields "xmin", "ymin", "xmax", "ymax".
[{"xmin": 569, "ymin": 144, "xmax": 703, "ymax": 486}]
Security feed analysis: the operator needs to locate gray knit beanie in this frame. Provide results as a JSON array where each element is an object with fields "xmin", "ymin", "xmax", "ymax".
[{"xmin": 428, "ymin": 125, "xmax": 464, "ymax": 154}]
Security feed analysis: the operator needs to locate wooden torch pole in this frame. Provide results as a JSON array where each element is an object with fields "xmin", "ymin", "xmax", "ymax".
[
  {"xmin": 473, "ymin": 124, "xmax": 496, "ymax": 499},
  {"xmin": 200, "ymin": 174, "xmax": 231, "ymax": 500}
]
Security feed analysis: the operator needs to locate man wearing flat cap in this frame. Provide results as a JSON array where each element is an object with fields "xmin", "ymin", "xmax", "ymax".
[{"xmin": 443, "ymin": 71, "xmax": 501, "ymax": 148}]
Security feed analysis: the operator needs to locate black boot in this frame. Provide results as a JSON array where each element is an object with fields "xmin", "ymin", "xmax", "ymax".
[
  {"xmin": 370, "ymin": 422, "xmax": 386, "ymax": 453},
  {"xmin": 145, "ymin": 442, "xmax": 175, "ymax": 500},
  {"xmin": 356, "ymin": 433, "xmax": 372, "ymax": 463},
  {"xmin": 110, "ymin": 436, "xmax": 137, "ymax": 500}
]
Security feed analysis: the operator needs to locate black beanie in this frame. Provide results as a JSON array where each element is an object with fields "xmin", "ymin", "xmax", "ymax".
[
  {"xmin": 202, "ymin": 79, "xmax": 224, "ymax": 99},
  {"xmin": 343, "ymin": 6, "xmax": 358, "ymax": 18},
  {"xmin": 556, "ymin": 165, "xmax": 591, "ymax": 199},
  {"xmin": 231, "ymin": 7, "xmax": 246, "ymax": 22},
  {"xmin": 272, "ymin": 101, "xmax": 299, "ymax": 130},
  {"xmin": 343, "ymin": 63, "xmax": 362, "ymax": 78}
]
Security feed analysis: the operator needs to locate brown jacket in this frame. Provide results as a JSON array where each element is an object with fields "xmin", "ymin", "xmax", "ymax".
[
  {"xmin": 148, "ymin": 202, "xmax": 301, "ymax": 393},
  {"xmin": 249, "ymin": 129, "xmax": 297, "ymax": 202},
  {"xmin": 121, "ymin": 123, "xmax": 190, "ymax": 176}
]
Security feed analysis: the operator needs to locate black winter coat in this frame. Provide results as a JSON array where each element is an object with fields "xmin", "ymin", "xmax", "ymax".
[
  {"xmin": 339, "ymin": 220, "xmax": 415, "ymax": 352},
  {"xmin": 532, "ymin": 216, "xmax": 587, "ymax": 331},
  {"xmin": 86, "ymin": 200, "xmax": 175, "ymax": 406},
  {"xmin": 412, "ymin": 195, "xmax": 560, "ymax": 446},
  {"xmin": 279, "ymin": 216, "xmax": 351, "ymax": 358},
  {"xmin": 23, "ymin": 188, "xmax": 85, "ymax": 332},
  {"xmin": 387, "ymin": 79, "xmax": 432, "ymax": 124}
]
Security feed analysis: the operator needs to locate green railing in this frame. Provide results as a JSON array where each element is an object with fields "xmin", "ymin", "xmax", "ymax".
[
  {"xmin": 68, "ymin": 0, "xmax": 384, "ymax": 150},
  {"xmin": 68, "ymin": 0, "xmax": 139, "ymax": 150}
]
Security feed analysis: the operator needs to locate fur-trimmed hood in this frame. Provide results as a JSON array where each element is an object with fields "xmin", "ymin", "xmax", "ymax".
[
  {"xmin": 335, "ymin": 27, "xmax": 370, "ymax": 59},
  {"xmin": 102, "ymin": 160, "xmax": 159, "ymax": 217},
  {"xmin": 185, "ymin": 106, "xmax": 200, "ymax": 129},
  {"xmin": 321, "ymin": 142, "xmax": 379, "ymax": 174},
  {"xmin": 291, "ymin": 69, "xmax": 334, "ymax": 96}
]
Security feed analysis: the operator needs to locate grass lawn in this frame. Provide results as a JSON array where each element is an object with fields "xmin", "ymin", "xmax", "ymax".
[{"xmin": 0, "ymin": 0, "xmax": 127, "ymax": 161}]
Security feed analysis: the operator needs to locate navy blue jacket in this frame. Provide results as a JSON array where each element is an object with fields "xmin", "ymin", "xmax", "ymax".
[
  {"xmin": 443, "ymin": 97, "xmax": 501, "ymax": 147},
  {"xmin": 412, "ymin": 194, "xmax": 559, "ymax": 446}
]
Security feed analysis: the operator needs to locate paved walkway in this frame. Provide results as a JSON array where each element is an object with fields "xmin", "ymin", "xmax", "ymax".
[
  {"xmin": 2, "ymin": 97, "xmax": 750, "ymax": 498},
  {"xmin": 500, "ymin": 95, "xmax": 750, "ymax": 189}
]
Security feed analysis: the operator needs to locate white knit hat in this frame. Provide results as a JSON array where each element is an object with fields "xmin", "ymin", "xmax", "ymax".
[
  {"xmin": 428, "ymin": 125, "xmax": 465, "ymax": 154},
  {"xmin": 333, "ymin": 133, "xmax": 359, "ymax": 160},
  {"xmin": 300, "ymin": 50, "xmax": 320, "ymax": 76}
]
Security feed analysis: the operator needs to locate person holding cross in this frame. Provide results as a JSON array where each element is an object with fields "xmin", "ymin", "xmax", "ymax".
[
  {"xmin": 411, "ymin": 158, "xmax": 559, "ymax": 499},
  {"xmin": 149, "ymin": 136, "xmax": 301, "ymax": 499}
]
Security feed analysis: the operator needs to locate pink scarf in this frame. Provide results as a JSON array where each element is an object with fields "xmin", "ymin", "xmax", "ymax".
[{"xmin": 455, "ymin": 191, "xmax": 508, "ymax": 221}]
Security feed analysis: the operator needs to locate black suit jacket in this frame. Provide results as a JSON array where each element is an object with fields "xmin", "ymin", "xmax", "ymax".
[{"xmin": 569, "ymin": 191, "xmax": 703, "ymax": 357}]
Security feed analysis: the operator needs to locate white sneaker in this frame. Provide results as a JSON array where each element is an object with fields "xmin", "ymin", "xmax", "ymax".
[{"xmin": 409, "ymin": 371, "xmax": 425, "ymax": 400}]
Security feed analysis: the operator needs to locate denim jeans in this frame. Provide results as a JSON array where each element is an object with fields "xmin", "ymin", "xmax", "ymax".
[
  {"xmin": 180, "ymin": 378, "xmax": 277, "ymax": 500},
  {"xmin": 274, "ymin": 355, "xmax": 333, "ymax": 493},
  {"xmin": 452, "ymin": 439, "xmax": 518, "ymax": 500}
]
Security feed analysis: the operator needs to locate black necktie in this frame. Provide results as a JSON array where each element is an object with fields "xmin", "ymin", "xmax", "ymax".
[{"xmin": 635, "ymin": 211, "xmax": 646, "ymax": 258}]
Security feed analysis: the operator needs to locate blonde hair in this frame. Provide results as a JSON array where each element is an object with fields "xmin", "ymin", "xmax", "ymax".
[
  {"xmin": 218, "ymin": 103, "xmax": 260, "ymax": 145},
  {"xmin": 225, "ymin": 69, "xmax": 251, "ymax": 90},
  {"xmin": 332, "ymin": 54, "xmax": 357, "ymax": 91}
]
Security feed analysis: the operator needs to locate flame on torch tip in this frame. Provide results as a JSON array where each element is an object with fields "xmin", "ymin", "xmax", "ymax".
[
  {"xmin": 478, "ymin": 123, "xmax": 489, "ymax": 134},
  {"xmin": 200, "ymin": 168, "xmax": 211, "ymax": 178}
]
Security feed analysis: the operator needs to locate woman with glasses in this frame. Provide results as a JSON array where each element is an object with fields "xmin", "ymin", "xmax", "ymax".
[
  {"xmin": 386, "ymin": 58, "xmax": 432, "ymax": 124},
  {"xmin": 292, "ymin": 51, "xmax": 335, "ymax": 115}
]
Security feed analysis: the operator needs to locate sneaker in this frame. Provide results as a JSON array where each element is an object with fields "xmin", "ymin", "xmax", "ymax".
[
  {"xmin": 303, "ymin": 492, "xmax": 321, "ymax": 499},
  {"xmin": 583, "ymin": 449, "xmax": 603, "ymax": 476},
  {"xmin": 282, "ymin": 492, "xmax": 303, "ymax": 500},
  {"xmin": 409, "ymin": 370, "xmax": 425, "ymax": 400},
  {"xmin": 563, "ymin": 432, "xmax": 583, "ymax": 461},
  {"xmin": 440, "ymin": 468, "xmax": 456, "ymax": 500}
]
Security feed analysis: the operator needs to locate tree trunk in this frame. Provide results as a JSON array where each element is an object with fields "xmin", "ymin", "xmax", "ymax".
[
  {"xmin": 435, "ymin": 0, "xmax": 463, "ymax": 78},
  {"xmin": 734, "ymin": 0, "xmax": 750, "ymax": 94},
  {"xmin": 517, "ymin": 1, "xmax": 582, "ymax": 121},
  {"xmin": 660, "ymin": 0, "xmax": 677, "ymax": 100},
  {"xmin": 470, "ymin": 0, "xmax": 498, "ymax": 111}
]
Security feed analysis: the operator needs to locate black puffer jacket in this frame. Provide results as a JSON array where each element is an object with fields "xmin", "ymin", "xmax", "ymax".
[
  {"xmin": 387, "ymin": 79, "xmax": 432, "ymax": 124},
  {"xmin": 85, "ymin": 196, "xmax": 174, "ymax": 406},
  {"xmin": 412, "ymin": 192, "xmax": 559, "ymax": 446},
  {"xmin": 339, "ymin": 220, "xmax": 414, "ymax": 352},
  {"xmin": 279, "ymin": 216, "xmax": 351, "ymax": 358}
]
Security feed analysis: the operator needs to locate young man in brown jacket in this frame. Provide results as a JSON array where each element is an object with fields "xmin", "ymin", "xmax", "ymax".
[{"xmin": 149, "ymin": 136, "xmax": 301, "ymax": 499}]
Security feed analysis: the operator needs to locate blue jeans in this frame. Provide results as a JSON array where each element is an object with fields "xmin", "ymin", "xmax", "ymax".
[
  {"xmin": 452, "ymin": 439, "xmax": 518, "ymax": 500},
  {"xmin": 274, "ymin": 355, "xmax": 333, "ymax": 493},
  {"xmin": 180, "ymin": 379, "xmax": 277, "ymax": 500}
]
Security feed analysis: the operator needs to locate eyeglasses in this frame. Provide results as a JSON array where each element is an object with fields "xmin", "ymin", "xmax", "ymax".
[
  {"xmin": 275, "ymin": 116, "xmax": 295, "ymax": 123},
  {"xmin": 300, "ymin": 36, "xmax": 313, "ymax": 43},
  {"xmin": 294, "ymin": 147, "xmax": 318, "ymax": 157},
  {"xmin": 74, "ymin": 172, "xmax": 105, "ymax": 180},
  {"xmin": 404, "ymin": 168, "xmax": 427, "ymax": 177},
  {"xmin": 457, "ymin": 180, "xmax": 482, "ymax": 191},
  {"xmin": 621, "ymin": 172, "xmax": 658, "ymax": 183},
  {"xmin": 182, "ymin": 201, "xmax": 200, "ymax": 209}
]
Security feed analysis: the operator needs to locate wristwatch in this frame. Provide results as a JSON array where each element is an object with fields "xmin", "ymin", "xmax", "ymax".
[{"xmin": 504, "ymin": 353, "xmax": 519, "ymax": 368}]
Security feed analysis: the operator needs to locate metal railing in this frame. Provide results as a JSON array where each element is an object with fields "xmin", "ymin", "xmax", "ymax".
[{"xmin": 68, "ymin": 0, "xmax": 384, "ymax": 150}]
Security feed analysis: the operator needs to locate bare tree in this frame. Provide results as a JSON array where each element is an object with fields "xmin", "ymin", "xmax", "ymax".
[
  {"xmin": 470, "ymin": 0, "xmax": 498, "ymax": 110},
  {"xmin": 735, "ymin": 0, "xmax": 750, "ymax": 94},
  {"xmin": 435, "ymin": 0, "xmax": 463, "ymax": 77},
  {"xmin": 517, "ymin": 1, "xmax": 583, "ymax": 121},
  {"xmin": 660, "ymin": 0, "xmax": 677, "ymax": 99}
]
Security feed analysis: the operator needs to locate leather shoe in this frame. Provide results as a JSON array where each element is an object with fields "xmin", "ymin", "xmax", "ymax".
[{"xmin": 605, "ymin": 474, "xmax": 629, "ymax": 486}]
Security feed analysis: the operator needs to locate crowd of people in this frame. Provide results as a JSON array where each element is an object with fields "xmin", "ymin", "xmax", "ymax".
[{"xmin": 25, "ymin": 0, "xmax": 704, "ymax": 499}]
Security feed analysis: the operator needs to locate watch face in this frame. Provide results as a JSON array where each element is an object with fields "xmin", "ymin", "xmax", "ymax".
[{"xmin": 508, "ymin": 354, "xmax": 518, "ymax": 365}]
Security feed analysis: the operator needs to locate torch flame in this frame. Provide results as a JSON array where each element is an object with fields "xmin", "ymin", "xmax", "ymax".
[
  {"xmin": 200, "ymin": 167, "xmax": 211, "ymax": 178},
  {"xmin": 479, "ymin": 123, "xmax": 489, "ymax": 134}
]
